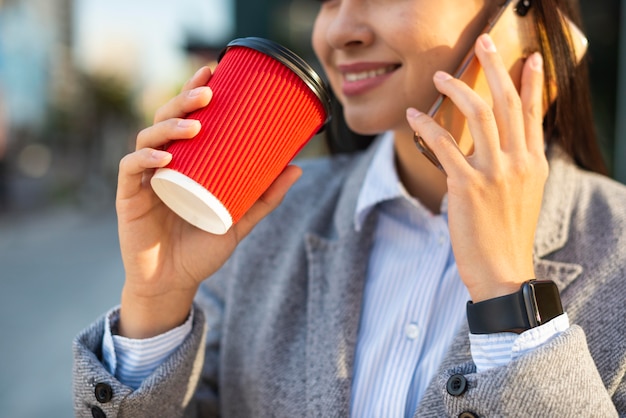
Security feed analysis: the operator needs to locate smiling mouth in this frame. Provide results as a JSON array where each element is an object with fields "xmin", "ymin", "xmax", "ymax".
[{"xmin": 344, "ymin": 65, "xmax": 400, "ymax": 82}]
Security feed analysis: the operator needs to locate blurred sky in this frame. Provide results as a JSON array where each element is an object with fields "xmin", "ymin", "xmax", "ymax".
[{"xmin": 73, "ymin": 0, "xmax": 234, "ymax": 87}]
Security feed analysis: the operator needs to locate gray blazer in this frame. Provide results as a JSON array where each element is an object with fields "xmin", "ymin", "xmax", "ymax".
[{"xmin": 73, "ymin": 142, "xmax": 626, "ymax": 417}]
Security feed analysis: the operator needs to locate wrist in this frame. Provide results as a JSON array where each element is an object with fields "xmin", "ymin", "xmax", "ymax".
[
  {"xmin": 467, "ymin": 281, "xmax": 523, "ymax": 303},
  {"xmin": 465, "ymin": 264, "xmax": 535, "ymax": 303},
  {"xmin": 119, "ymin": 285, "xmax": 196, "ymax": 339}
]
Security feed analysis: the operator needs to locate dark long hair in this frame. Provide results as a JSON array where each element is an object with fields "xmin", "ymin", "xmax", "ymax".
[
  {"xmin": 324, "ymin": 0, "xmax": 608, "ymax": 175},
  {"xmin": 324, "ymin": 92, "xmax": 377, "ymax": 155},
  {"xmin": 535, "ymin": 0, "xmax": 607, "ymax": 174}
]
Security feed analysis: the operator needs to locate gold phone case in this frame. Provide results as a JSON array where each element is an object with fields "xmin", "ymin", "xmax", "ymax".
[{"xmin": 414, "ymin": 0, "xmax": 588, "ymax": 172}]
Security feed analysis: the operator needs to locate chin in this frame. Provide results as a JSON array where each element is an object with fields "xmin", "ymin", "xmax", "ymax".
[{"xmin": 343, "ymin": 111, "xmax": 389, "ymax": 136}]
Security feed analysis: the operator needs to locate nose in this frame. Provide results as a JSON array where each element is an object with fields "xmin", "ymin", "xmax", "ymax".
[{"xmin": 325, "ymin": 1, "xmax": 374, "ymax": 50}]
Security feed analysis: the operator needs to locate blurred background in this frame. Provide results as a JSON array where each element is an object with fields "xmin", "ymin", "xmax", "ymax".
[{"xmin": 0, "ymin": 0, "xmax": 623, "ymax": 416}]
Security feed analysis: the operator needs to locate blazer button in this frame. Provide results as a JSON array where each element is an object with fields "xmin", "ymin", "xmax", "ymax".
[
  {"xmin": 94, "ymin": 383, "xmax": 113, "ymax": 403},
  {"xmin": 458, "ymin": 412, "xmax": 478, "ymax": 418},
  {"xmin": 446, "ymin": 374, "xmax": 468, "ymax": 396},
  {"xmin": 91, "ymin": 405, "xmax": 106, "ymax": 418}
]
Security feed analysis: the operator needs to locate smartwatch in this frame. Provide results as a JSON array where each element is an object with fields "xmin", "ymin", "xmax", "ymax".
[{"xmin": 466, "ymin": 280, "xmax": 564, "ymax": 334}]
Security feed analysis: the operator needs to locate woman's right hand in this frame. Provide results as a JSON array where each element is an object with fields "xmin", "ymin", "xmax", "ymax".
[{"xmin": 116, "ymin": 66, "xmax": 302, "ymax": 339}]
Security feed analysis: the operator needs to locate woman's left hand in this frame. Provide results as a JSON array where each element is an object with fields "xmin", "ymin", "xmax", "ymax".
[{"xmin": 406, "ymin": 33, "xmax": 549, "ymax": 302}]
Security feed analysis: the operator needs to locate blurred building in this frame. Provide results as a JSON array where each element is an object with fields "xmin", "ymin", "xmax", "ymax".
[
  {"xmin": 0, "ymin": 0, "xmax": 76, "ymax": 210},
  {"xmin": 0, "ymin": 0, "xmax": 74, "ymax": 134},
  {"xmin": 0, "ymin": 0, "xmax": 139, "ymax": 211}
]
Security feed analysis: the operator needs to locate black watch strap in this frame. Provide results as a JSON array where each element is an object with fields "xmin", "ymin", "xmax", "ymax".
[
  {"xmin": 466, "ymin": 291, "xmax": 530, "ymax": 334},
  {"xmin": 466, "ymin": 280, "xmax": 564, "ymax": 334}
]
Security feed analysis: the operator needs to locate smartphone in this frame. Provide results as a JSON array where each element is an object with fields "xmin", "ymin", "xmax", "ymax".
[{"xmin": 414, "ymin": 0, "xmax": 588, "ymax": 172}]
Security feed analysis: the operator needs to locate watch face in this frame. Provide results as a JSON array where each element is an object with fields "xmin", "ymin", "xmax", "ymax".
[{"xmin": 532, "ymin": 281, "xmax": 564, "ymax": 325}]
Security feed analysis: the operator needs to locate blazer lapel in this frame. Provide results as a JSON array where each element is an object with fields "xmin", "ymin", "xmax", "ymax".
[
  {"xmin": 533, "ymin": 145, "xmax": 584, "ymax": 292},
  {"xmin": 302, "ymin": 142, "xmax": 379, "ymax": 417},
  {"xmin": 304, "ymin": 220, "xmax": 376, "ymax": 417}
]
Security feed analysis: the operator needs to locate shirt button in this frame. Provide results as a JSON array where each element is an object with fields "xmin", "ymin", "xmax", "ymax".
[
  {"xmin": 405, "ymin": 323, "xmax": 420, "ymax": 340},
  {"xmin": 438, "ymin": 234, "xmax": 446, "ymax": 245}
]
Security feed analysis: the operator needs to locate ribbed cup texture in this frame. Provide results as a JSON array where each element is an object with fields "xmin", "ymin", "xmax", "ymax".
[{"xmin": 166, "ymin": 46, "xmax": 326, "ymax": 224}]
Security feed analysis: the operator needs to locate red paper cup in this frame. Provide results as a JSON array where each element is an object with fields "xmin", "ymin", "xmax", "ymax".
[{"xmin": 151, "ymin": 37, "xmax": 331, "ymax": 234}]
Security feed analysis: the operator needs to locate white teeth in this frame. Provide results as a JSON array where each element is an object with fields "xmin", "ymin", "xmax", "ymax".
[{"xmin": 345, "ymin": 66, "xmax": 395, "ymax": 82}]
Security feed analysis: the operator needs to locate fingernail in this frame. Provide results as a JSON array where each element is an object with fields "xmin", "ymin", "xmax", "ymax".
[
  {"xmin": 479, "ymin": 34, "xmax": 497, "ymax": 53},
  {"xmin": 191, "ymin": 66, "xmax": 206, "ymax": 80},
  {"xmin": 178, "ymin": 119, "xmax": 200, "ymax": 128},
  {"xmin": 188, "ymin": 86, "xmax": 207, "ymax": 97},
  {"xmin": 528, "ymin": 52, "xmax": 543, "ymax": 72},
  {"xmin": 434, "ymin": 71, "xmax": 453, "ymax": 81},
  {"xmin": 151, "ymin": 150, "xmax": 171, "ymax": 160},
  {"xmin": 406, "ymin": 108, "xmax": 423, "ymax": 119}
]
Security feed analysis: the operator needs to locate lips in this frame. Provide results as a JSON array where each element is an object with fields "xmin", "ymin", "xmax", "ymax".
[{"xmin": 338, "ymin": 62, "xmax": 400, "ymax": 96}]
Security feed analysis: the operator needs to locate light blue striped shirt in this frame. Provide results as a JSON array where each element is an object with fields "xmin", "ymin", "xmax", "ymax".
[
  {"xmin": 102, "ymin": 307, "xmax": 194, "ymax": 389},
  {"xmin": 350, "ymin": 131, "xmax": 468, "ymax": 417},
  {"xmin": 102, "ymin": 132, "xmax": 568, "ymax": 416}
]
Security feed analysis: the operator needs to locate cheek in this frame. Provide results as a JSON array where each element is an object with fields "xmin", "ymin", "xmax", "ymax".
[
  {"xmin": 311, "ymin": 18, "xmax": 343, "ymax": 108},
  {"xmin": 311, "ymin": 16, "xmax": 328, "ymax": 68}
]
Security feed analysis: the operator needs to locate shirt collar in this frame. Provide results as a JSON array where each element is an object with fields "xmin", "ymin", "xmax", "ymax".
[{"xmin": 354, "ymin": 132, "xmax": 449, "ymax": 231}]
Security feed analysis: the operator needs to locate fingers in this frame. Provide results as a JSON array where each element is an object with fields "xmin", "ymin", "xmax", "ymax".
[
  {"xmin": 431, "ymin": 70, "xmax": 501, "ymax": 161},
  {"xmin": 406, "ymin": 108, "xmax": 467, "ymax": 177},
  {"xmin": 519, "ymin": 52, "xmax": 545, "ymax": 155},
  {"xmin": 117, "ymin": 149, "xmax": 172, "ymax": 200},
  {"xmin": 120, "ymin": 67, "xmax": 214, "ymax": 205},
  {"xmin": 153, "ymin": 67, "xmax": 213, "ymax": 124},
  {"xmin": 181, "ymin": 66, "xmax": 212, "ymax": 92},
  {"xmin": 472, "ymin": 34, "xmax": 525, "ymax": 153},
  {"xmin": 136, "ymin": 118, "xmax": 201, "ymax": 151},
  {"xmin": 429, "ymin": 34, "xmax": 524, "ymax": 158},
  {"xmin": 234, "ymin": 165, "xmax": 303, "ymax": 238},
  {"xmin": 418, "ymin": 33, "xmax": 545, "ymax": 172},
  {"xmin": 135, "ymin": 66, "xmax": 213, "ymax": 151}
]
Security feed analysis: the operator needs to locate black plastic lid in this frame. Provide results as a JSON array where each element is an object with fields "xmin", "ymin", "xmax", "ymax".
[{"xmin": 220, "ymin": 37, "xmax": 332, "ymax": 125}]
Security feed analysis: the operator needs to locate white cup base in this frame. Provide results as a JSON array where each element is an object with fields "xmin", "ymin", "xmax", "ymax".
[{"xmin": 150, "ymin": 168, "xmax": 233, "ymax": 235}]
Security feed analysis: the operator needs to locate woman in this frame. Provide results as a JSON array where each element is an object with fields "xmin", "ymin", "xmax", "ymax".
[{"xmin": 73, "ymin": 0, "xmax": 625, "ymax": 416}]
